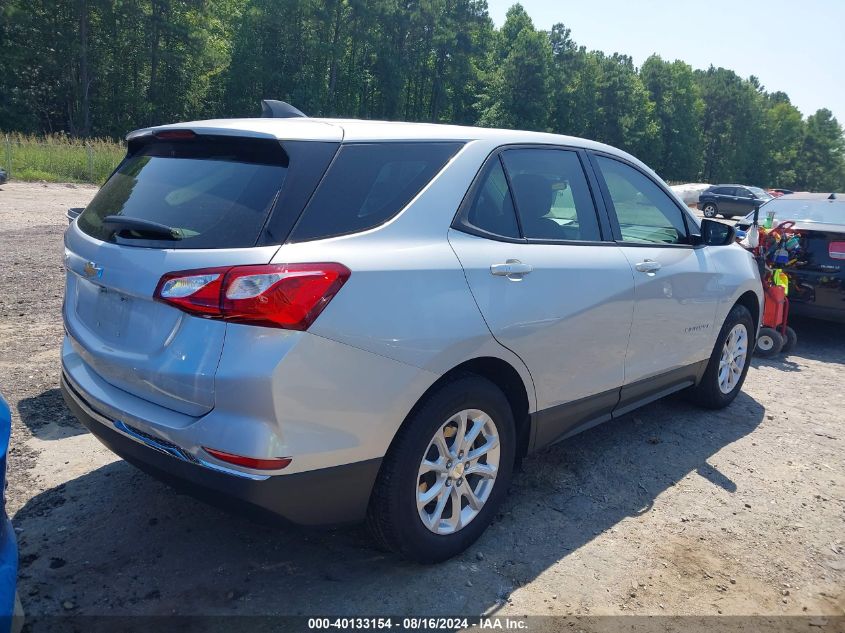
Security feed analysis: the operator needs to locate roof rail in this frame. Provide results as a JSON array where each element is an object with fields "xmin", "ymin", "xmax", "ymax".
[{"xmin": 261, "ymin": 100, "xmax": 307, "ymax": 119}]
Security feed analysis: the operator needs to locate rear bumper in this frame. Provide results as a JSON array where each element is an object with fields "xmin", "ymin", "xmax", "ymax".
[
  {"xmin": 788, "ymin": 271, "xmax": 845, "ymax": 323},
  {"xmin": 789, "ymin": 301, "xmax": 845, "ymax": 323},
  {"xmin": 61, "ymin": 375, "xmax": 381, "ymax": 525}
]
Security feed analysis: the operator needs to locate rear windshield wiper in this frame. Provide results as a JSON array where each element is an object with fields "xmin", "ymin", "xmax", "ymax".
[{"xmin": 102, "ymin": 215, "xmax": 184, "ymax": 240}]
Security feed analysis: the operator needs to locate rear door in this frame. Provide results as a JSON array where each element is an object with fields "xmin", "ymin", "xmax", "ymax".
[
  {"xmin": 715, "ymin": 187, "xmax": 739, "ymax": 215},
  {"xmin": 733, "ymin": 187, "xmax": 756, "ymax": 216},
  {"xmin": 448, "ymin": 146, "xmax": 635, "ymax": 445},
  {"xmin": 589, "ymin": 153, "xmax": 720, "ymax": 394},
  {"xmin": 64, "ymin": 132, "xmax": 339, "ymax": 416}
]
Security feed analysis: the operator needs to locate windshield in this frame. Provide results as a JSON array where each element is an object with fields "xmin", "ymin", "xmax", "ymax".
[
  {"xmin": 77, "ymin": 136, "xmax": 289, "ymax": 248},
  {"xmin": 749, "ymin": 186, "xmax": 772, "ymax": 200},
  {"xmin": 751, "ymin": 199, "xmax": 844, "ymax": 225}
]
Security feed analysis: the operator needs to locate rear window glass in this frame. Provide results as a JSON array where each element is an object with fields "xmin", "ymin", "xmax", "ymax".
[
  {"xmin": 289, "ymin": 142, "xmax": 462, "ymax": 242},
  {"xmin": 759, "ymin": 199, "xmax": 844, "ymax": 225},
  {"xmin": 77, "ymin": 136, "xmax": 288, "ymax": 249}
]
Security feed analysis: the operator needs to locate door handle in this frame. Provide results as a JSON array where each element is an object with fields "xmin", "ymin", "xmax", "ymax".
[
  {"xmin": 635, "ymin": 259, "xmax": 661, "ymax": 273},
  {"xmin": 491, "ymin": 259, "xmax": 533, "ymax": 279}
]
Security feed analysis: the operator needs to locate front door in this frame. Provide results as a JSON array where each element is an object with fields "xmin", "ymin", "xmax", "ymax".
[{"xmin": 589, "ymin": 154, "xmax": 721, "ymax": 397}]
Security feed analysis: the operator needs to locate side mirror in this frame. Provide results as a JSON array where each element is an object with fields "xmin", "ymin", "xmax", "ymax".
[{"xmin": 700, "ymin": 218, "xmax": 736, "ymax": 246}]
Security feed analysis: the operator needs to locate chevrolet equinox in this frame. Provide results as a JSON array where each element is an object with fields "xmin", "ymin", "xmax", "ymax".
[{"xmin": 61, "ymin": 106, "xmax": 763, "ymax": 562}]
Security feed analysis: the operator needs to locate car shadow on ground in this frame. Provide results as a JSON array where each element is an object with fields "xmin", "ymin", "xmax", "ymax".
[
  {"xmin": 17, "ymin": 388, "xmax": 85, "ymax": 441},
  {"xmin": 14, "ymin": 389, "xmax": 766, "ymax": 619}
]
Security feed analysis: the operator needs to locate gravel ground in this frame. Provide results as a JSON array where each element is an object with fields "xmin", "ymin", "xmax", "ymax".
[{"xmin": 1, "ymin": 182, "xmax": 843, "ymax": 625}]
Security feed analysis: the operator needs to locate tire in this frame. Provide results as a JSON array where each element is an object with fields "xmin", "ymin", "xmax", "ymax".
[
  {"xmin": 781, "ymin": 326, "xmax": 798, "ymax": 354},
  {"xmin": 755, "ymin": 327, "xmax": 784, "ymax": 358},
  {"xmin": 702, "ymin": 203, "xmax": 718, "ymax": 218},
  {"xmin": 687, "ymin": 304, "xmax": 754, "ymax": 409},
  {"xmin": 367, "ymin": 374, "xmax": 515, "ymax": 563}
]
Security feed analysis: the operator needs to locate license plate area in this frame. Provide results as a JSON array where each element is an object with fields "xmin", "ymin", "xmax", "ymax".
[{"xmin": 75, "ymin": 280, "xmax": 132, "ymax": 343}]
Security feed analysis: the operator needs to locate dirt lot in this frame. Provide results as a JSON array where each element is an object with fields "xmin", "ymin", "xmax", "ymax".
[{"xmin": 1, "ymin": 182, "xmax": 843, "ymax": 625}]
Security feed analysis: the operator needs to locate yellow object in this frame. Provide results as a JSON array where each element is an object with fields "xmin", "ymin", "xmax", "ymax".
[{"xmin": 772, "ymin": 269, "xmax": 789, "ymax": 295}]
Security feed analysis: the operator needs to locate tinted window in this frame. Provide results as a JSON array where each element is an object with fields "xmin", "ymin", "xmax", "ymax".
[
  {"xmin": 501, "ymin": 149, "xmax": 601, "ymax": 241},
  {"xmin": 595, "ymin": 155, "xmax": 688, "ymax": 245},
  {"xmin": 78, "ymin": 137, "xmax": 289, "ymax": 249},
  {"xmin": 712, "ymin": 187, "xmax": 732, "ymax": 196},
  {"xmin": 463, "ymin": 158, "xmax": 520, "ymax": 239},
  {"xmin": 290, "ymin": 142, "xmax": 462, "ymax": 242}
]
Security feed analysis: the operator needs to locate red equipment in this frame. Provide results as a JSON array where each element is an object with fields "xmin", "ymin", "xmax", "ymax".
[{"xmin": 745, "ymin": 220, "xmax": 798, "ymax": 356}]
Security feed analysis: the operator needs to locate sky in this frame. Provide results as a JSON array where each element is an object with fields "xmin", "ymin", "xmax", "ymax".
[{"xmin": 486, "ymin": 0, "xmax": 845, "ymax": 125}]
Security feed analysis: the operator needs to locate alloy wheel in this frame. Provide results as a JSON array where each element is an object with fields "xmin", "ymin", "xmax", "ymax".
[
  {"xmin": 416, "ymin": 409, "xmax": 500, "ymax": 535},
  {"xmin": 719, "ymin": 324, "xmax": 748, "ymax": 394}
]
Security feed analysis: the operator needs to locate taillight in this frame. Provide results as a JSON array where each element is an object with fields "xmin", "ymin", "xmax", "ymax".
[
  {"xmin": 830, "ymin": 241, "xmax": 845, "ymax": 260},
  {"xmin": 154, "ymin": 263, "xmax": 350, "ymax": 330},
  {"xmin": 202, "ymin": 447, "xmax": 292, "ymax": 470}
]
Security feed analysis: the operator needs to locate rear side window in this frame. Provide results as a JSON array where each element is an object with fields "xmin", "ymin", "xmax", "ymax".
[
  {"xmin": 501, "ymin": 148, "xmax": 601, "ymax": 241},
  {"xmin": 289, "ymin": 142, "xmax": 462, "ymax": 242},
  {"xmin": 78, "ymin": 136, "xmax": 289, "ymax": 249}
]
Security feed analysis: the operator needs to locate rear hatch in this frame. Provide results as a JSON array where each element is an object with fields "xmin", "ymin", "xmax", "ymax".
[
  {"xmin": 788, "ymin": 222, "xmax": 845, "ymax": 308},
  {"xmin": 64, "ymin": 130, "xmax": 340, "ymax": 416}
]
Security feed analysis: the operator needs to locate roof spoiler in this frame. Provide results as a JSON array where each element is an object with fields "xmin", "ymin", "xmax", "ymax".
[{"xmin": 261, "ymin": 100, "xmax": 307, "ymax": 119}]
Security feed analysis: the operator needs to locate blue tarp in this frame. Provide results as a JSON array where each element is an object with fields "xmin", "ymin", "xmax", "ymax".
[{"xmin": 0, "ymin": 394, "xmax": 18, "ymax": 633}]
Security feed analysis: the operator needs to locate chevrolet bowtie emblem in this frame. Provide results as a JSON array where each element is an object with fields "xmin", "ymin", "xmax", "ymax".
[{"xmin": 83, "ymin": 261, "xmax": 103, "ymax": 279}]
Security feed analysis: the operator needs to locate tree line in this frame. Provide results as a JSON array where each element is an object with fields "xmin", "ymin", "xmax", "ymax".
[{"xmin": 2, "ymin": 0, "xmax": 843, "ymax": 190}]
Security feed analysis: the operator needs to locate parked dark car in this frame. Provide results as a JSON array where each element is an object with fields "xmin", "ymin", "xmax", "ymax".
[
  {"xmin": 0, "ymin": 169, "xmax": 7, "ymax": 186},
  {"xmin": 697, "ymin": 184, "xmax": 773, "ymax": 218},
  {"xmin": 736, "ymin": 193, "xmax": 845, "ymax": 322}
]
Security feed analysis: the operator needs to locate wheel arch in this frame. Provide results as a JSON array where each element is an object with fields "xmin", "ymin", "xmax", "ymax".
[
  {"xmin": 395, "ymin": 356, "xmax": 534, "ymax": 462},
  {"xmin": 734, "ymin": 290, "xmax": 761, "ymax": 337}
]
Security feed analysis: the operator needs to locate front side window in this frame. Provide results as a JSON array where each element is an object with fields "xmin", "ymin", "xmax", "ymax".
[
  {"xmin": 501, "ymin": 149, "xmax": 601, "ymax": 241},
  {"xmin": 594, "ymin": 155, "xmax": 688, "ymax": 245}
]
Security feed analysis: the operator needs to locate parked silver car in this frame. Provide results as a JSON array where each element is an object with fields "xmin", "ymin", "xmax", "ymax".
[{"xmin": 61, "ymin": 110, "xmax": 762, "ymax": 562}]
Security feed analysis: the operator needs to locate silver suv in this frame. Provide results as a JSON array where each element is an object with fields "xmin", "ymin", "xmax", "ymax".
[{"xmin": 61, "ymin": 109, "xmax": 762, "ymax": 562}]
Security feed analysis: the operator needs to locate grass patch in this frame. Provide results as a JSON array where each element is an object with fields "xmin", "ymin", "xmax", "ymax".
[{"xmin": 2, "ymin": 132, "xmax": 125, "ymax": 184}]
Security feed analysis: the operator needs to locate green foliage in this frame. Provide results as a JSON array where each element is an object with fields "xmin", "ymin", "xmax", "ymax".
[
  {"xmin": 641, "ymin": 55, "xmax": 703, "ymax": 181},
  {"xmin": 1, "ymin": 0, "xmax": 843, "ymax": 189},
  {"xmin": 478, "ymin": 9, "xmax": 552, "ymax": 131},
  {"xmin": 797, "ymin": 109, "xmax": 845, "ymax": 191},
  {"xmin": 1, "ymin": 133, "xmax": 124, "ymax": 183}
]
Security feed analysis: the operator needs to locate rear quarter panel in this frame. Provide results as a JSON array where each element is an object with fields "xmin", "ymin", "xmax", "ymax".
[{"xmin": 271, "ymin": 140, "xmax": 537, "ymax": 411}]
